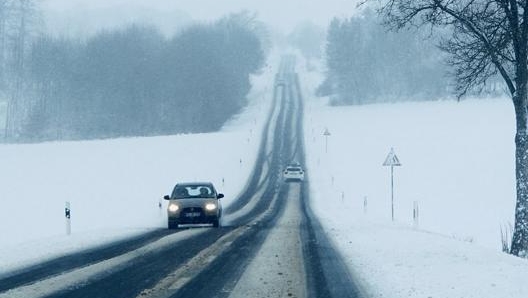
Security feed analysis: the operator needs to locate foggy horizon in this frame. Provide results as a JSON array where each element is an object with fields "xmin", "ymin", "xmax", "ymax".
[{"xmin": 42, "ymin": 0, "xmax": 361, "ymax": 37}]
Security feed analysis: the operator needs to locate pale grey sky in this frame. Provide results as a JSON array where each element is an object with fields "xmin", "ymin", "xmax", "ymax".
[{"xmin": 42, "ymin": 0, "xmax": 360, "ymax": 36}]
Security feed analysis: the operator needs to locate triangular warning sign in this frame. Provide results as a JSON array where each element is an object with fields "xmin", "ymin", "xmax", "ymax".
[{"xmin": 383, "ymin": 148, "xmax": 401, "ymax": 166}]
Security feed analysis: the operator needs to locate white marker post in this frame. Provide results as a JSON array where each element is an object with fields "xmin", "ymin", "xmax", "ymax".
[
  {"xmin": 383, "ymin": 148, "xmax": 402, "ymax": 222},
  {"xmin": 323, "ymin": 128, "xmax": 331, "ymax": 153},
  {"xmin": 413, "ymin": 201, "xmax": 419, "ymax": 228},
  {"xmin": 65, "ymin": 201, "xmax": 71, "ymax": 235}
]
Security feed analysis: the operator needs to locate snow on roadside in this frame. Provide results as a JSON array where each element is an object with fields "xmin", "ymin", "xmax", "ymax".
[
  {"xmin": 333, "ymin": 221, "xmax": 528, "ymax": 298},
  {"xmin": 300, "ymin": 61, "xmax": 528, "ymax": 297}
]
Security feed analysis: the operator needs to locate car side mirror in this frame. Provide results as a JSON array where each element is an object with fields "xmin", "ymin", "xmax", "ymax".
[
  {"xmin": 217, "ymin": 193, "xmax": 224, "ymax": 199},
  {"xmin": 163, "ymin": 195, "xmax": 170, "ymax": 200}
]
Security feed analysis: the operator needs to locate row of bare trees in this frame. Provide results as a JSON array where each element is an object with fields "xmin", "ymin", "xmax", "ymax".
[
  {"xmin": 0, "ymin": 0, "xmax": 39, "ymax": 139},
  {"xmin": 1, "ymin": 11, "xmax": 266, "ymax": 141},
  {"xmin": 318, "ymin": 10, "xmax": 450, "ymax": 105}
]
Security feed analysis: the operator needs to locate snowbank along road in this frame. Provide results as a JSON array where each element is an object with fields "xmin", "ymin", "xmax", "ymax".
[{"xmin": 0, "ymin": 56, "xmax": 364, "ymax": 298}]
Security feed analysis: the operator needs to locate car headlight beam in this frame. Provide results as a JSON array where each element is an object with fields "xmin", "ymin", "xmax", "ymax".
[
  {"xmin": 205, "ymin": 203, "xmax": 217, "ymax": 211},
  {"xmin": 168, "ymin": 204, "xmax": 179, "ymax": 212}
]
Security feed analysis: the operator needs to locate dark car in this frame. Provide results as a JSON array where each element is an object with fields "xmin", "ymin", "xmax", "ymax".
[{"xmin": 164, "ymin": 182, "xmax": 224, "ymax": 229}]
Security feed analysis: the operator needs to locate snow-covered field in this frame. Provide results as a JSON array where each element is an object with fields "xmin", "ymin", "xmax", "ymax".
[
  {"xmin": 1, "ymin": 55, "xmax": 528, "ymax": 297},
  {"xmin": 301, "ymin": 66, "xmax": 528, "ymax": 297},
  {"xmin": 305, "ymin": 97, "xmax": 515, "ymax": 248}
]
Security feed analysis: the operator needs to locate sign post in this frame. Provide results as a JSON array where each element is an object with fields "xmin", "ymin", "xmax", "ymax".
[
  {"xmin": 65, "ymin": 201, "xmax": 71, "ymax": 235},
  {"xmin": 323, "ymin": 128, "xmax": 331, "ymax": 153},
  {"xmin": 383, "ymin": 148, "xmax": 402, "ymax": 221}
]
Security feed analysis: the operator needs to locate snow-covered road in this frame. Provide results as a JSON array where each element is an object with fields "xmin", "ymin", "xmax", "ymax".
[{"xmin": 229, "ymin": 181, "xmax": 306, "ymax": 298}]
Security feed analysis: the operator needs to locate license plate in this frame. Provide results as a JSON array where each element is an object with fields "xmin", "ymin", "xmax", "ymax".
[{"xmin": 184, "ymin": 212, "xmax": 201, "ymax": 218}]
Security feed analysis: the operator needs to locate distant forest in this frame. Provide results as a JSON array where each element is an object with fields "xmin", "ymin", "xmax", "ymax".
[
  {"xmin": 318, "ymin": 10, "xmax": 451, "ymax": 105},
  {"xmin": 0, "ymin": 1, "xmax": 267, "ymax": 142}
]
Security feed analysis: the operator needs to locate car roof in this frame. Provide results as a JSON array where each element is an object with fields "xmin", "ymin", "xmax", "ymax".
[
  {"xmin": 286, "ymin": 165, "xmax": 302, "ymax": 169},
  {"xmin": 176, "ymin": 182, "xmax": 214, "ymax": 187}
]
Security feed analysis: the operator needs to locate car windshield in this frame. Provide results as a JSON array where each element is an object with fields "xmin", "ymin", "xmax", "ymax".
[
  {"xmin": 287, "ymin": 167, "xmax": 302, "ymax": 172},
  {"xmin": 171, "ymin": 185, "xmax": 215, "ymax": 199}
]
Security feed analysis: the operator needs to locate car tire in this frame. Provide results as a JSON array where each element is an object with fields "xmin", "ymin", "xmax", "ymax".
[{"xmin": 212, "ymin": 219, "xmax": 220, "ymax": 228}]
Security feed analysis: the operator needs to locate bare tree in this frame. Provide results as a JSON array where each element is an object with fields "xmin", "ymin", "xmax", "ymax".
[
  {"xmin": 4, "ymin": 0, "xmax": 38, "ymax": 139},
  {"xmin": 369, "ymin": 0, "xmax": 528, "ymax": 256},
  {"xmin": 0, "ymin": 0, "xmax": 10, "ymax": 89}
]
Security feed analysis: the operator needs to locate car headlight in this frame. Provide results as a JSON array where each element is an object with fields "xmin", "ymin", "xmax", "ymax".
[
  {"xmin": 168, "ymin": 204, "xmax": 179, "ymax": 212},
  {"xmin": 205, "ymin": 203, "xmax": 217, "ymax": 211}
]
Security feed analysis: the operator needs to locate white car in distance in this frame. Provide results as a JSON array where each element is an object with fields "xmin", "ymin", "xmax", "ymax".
[{"xmin": 283, "ymin": 164, "xmax": 305, "ymax": 182}]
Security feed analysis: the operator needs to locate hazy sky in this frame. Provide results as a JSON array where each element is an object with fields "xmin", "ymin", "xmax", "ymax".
[{"xmin": 42, "ymin": 0, "xmax": 360, "ymax": 35}]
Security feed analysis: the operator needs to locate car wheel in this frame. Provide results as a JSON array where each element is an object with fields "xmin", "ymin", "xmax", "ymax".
[{"xmin": 212, "ymin": 219, "xmax": 220, "ymax": 228}]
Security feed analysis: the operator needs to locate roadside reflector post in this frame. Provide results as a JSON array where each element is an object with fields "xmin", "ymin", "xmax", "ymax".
[
  {"xmin": 383, "ymin": 148, "xmax": 402, "ymax": 222},
  {"xmin": 413, "ymin": 201, "xmax": 419, "ymax": 228},
  {"xmin": 65, "ymin": 201, "xmax": 71, "ymax": 235}
]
